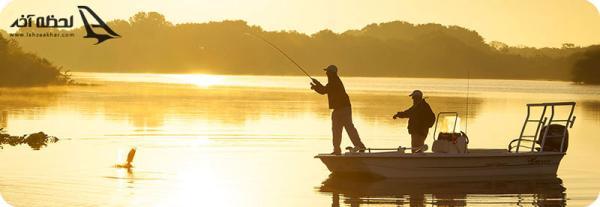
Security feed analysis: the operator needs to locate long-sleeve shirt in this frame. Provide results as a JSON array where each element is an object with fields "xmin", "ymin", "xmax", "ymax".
[
  {"xmin": 397, "ymin": 100, "xmax": 435, "ymax": 135},
  {"xmin": 312, "ymin": 76, "xmax": 351, "ymax": 109}
]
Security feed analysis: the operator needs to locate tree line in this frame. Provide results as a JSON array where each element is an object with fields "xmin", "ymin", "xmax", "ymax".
[{"xmin": 3, "ymin": 11, "xmax": 599, "ymax": 84}]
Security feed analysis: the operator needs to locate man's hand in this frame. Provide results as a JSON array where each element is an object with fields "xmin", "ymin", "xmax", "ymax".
[
  {"xmin": 311, "ymin": 78, "xmax": 320, "ymax": 85},
  {"xmin": 392, "ymin": 112, "xmax": 401, "ymax": 119},
  {"xmin": 310, "ymin": 78, "xmax": 321, "ymax": 90}
]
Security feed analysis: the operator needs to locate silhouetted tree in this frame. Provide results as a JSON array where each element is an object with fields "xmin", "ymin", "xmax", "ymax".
[
  {"xmin": 562, "ymin": 43, "xmax": 576, "ymax": 49},
  {"xmin": 572, "ymin": 46, "xmax": 600, "ymax": 84},
  {"xmin": 0, "ymin": 35, "xmax": 72, "ymax": 86},
  {"xmin": 489, "ymin": 41, "xmax": 508, "ymax": 52}
]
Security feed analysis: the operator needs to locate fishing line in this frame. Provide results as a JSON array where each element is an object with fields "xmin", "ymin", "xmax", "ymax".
[
  {"xmin": 244, "ymin": 32, "xmax": 313, "ymax": 79},
  {"xmin": 465, "ymin": 69, "xmax": 470, "ymax": 133}
]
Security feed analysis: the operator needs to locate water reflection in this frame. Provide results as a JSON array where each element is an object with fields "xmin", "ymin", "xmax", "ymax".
[
  {"xmin": 0, "ymin": 78, "xmax": 486, "ymax": 140},
  {"xmin": 0, "ymin": 87, "xmax": 65, "ymax": 109},
  {"xmin": 0, "ymin": 87, "xmax": 65, "ymax": 130},
  {"xmin": 0, "ymin": 111, "xmax": 6, "ymax": 129},
  {"xmin": 104, "ymin": 167, "xmax": 135, "ymax": 183},
  {"xmin": 320, "ymin": 175, "xmax": 566, "ymax": 206},
  {"xmin": 1, "ymin": 73, "xmax": 599, "ymax": 206},
  {"xmin": 581, "ymin": 101, "xmax": 600, "ymax": 123}
]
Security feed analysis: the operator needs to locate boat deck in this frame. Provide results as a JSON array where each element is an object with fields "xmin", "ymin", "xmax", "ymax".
[{"xmin": 315, "ymin": 148, "xmax": 564, "ymax": 158}]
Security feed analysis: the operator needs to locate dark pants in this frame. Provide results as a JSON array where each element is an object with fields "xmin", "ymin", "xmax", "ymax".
[
  {"xmin": 410, "ymin": 133, "xmax": 428, "ymax": 153},
  {"xmin": 332, "ymin": 107, "xmax": 365, "ymax": 153}
]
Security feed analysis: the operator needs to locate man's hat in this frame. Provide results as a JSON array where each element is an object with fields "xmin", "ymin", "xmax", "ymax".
[
  {"xmin": 323, "ymin": 65, "xmax": 338, "ymax": 73},
  {"xmin": 409, "ymin": 90, "xmax": 423, "ymax": 97}
]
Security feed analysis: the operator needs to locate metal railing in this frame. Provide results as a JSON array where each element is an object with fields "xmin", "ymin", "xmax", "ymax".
[
  {"xmin": 431, "ymin": 112, "xmax": 459, "ymax": 141},
  {"xmin": 509, "ymin": 102, "xmax": 576, "ymax": 153}
]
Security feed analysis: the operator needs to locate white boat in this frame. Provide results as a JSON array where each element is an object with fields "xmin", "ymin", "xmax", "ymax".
[{"xmin": 315, "ymin": 102, "xmax": 576, "ymax": 178}]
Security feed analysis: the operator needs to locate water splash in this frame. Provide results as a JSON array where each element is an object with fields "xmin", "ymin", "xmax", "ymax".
[{"xmin": 114, "ymin": 147, "xmax": 136, "ymax": 168}]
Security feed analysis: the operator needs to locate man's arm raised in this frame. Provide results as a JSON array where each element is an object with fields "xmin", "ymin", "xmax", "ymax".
[{"xmin": 310, "ymin": 78, "xmax": 328, "ymax": 94}]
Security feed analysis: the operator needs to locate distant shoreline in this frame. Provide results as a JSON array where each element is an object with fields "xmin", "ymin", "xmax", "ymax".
[{"xmin": 70, "ymin": 71, "xmax": 578, "ymax": 84}]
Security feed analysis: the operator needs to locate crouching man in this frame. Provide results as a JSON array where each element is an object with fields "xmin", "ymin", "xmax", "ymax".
[{"xmin": 393, "ymin": 90, "xmax": 435, "ymax": 153}]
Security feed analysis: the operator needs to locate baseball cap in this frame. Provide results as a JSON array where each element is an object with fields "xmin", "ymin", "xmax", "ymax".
[
  {"xmin": 323, "ymin": 65, "xmax": 338, "ymax": 73},
  {"xmin": 409, "ymin": 90, "xmax": 423, "ymax": 97}
]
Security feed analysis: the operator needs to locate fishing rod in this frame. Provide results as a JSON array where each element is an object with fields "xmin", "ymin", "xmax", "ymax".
[
  {"xmin": 465, "ymin": 68, "xmax": 470, "ymax": 133},
  {"xmin": 244, "ymin": 32, "xmax": 313, "ymax": 80}
]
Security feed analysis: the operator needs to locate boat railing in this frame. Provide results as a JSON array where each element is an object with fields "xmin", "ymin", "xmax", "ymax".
[
  {"xmin": 350, "ymin": 112, "xmax": 455, "ymax": 154},
  {"xmin": 509, "ymin": 102, "xmax": 576, "ymax": 153}
]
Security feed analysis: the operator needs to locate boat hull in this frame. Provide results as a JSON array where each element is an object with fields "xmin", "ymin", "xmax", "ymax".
[{"xmin": 316, "ymin": 151, "xmax": 564, "ymax": 178}]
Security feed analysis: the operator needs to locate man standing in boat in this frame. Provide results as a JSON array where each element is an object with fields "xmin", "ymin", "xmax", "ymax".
[
  {"xmin": 311, "ymin": 65, "xmax": 366, "ymax": 155},
  {"xmin": 393, "ymin": 90, "xmax": 435, "ymax": 153}
]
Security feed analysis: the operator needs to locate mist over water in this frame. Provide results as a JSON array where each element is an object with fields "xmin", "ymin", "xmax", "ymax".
[{"xmin": 0, "ymin": 72, "xmax": 599, "ymax": 206}]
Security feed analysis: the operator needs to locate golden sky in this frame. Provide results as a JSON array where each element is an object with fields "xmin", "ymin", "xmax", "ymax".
[{"xmin": 1, "ymin": 0, "xmax": 599, "ymax": 47}]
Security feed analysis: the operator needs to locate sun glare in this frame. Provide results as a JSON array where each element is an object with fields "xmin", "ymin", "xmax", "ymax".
[
  {"xmin": 0, "ymin": 192, "xmax": 11, "ymax": 207},
  {"xmin": 438, "ymin": 116, "xmax": 462, "ymax": 133},
  {"xmin": 590, "ymin": 0, "xmax": 600, "ymax": 13},
  {"xmin": 174, "ymin": 74, "xmax": 224, "ymax": 88}
]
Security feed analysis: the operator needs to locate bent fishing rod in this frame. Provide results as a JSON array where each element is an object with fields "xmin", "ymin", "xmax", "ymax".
[{"xmin": 244, "ymin": 32, "xmax": 314, "ymax": 80}]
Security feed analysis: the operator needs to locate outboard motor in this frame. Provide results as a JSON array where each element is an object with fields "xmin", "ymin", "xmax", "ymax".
[{"xmin": 537, "ymin": 124, "xmax": 569, "ymax": 152}]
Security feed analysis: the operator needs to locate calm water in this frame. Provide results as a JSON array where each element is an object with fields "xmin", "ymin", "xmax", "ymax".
[{"xmin": 1, "ymin": 72, "xmax": 599, "ymax": 206}]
